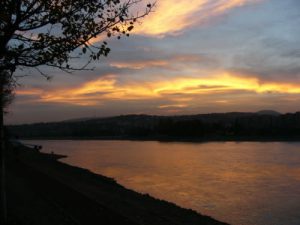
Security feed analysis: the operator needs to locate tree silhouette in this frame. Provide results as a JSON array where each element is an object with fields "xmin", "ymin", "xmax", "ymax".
[{"xmin": 0, "ymin": 0, "xmax": 153, "ymax": 222}]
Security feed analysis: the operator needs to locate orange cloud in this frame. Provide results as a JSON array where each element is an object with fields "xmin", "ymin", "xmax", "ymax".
[
  {"xmin": 16, "ymin": 89, "xmax": 43, "ymax": 96},
  {"xmin": 158, "ymin": 104, "xmax": 188, "ymax": 109},
  {"xmin": 110, "ymin": 59, "xmax": 169, "ymax": 69},
  {"xmin": 135, "ymin": 0, "xmax": 260, "ymax": 36},
  {"xmin": 109, "ymin": 54, "xmax": 205, "ymax": 70},
  {"xmin": 89, "ymin": 0, "xmax": 262, "ymax": 44},
  {"xmin": 17, "ymin": 73, "xmax": 300, "ymax": 106}
]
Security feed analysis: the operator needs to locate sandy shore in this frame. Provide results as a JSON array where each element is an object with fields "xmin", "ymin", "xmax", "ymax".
[{"xmin": 5, "ymin": 145, "xmax": 229, "ymax": 225}]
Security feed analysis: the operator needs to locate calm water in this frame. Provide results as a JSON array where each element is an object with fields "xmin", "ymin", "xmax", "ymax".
[{"xmin": 28, "ymin": 140, "xmax": 300, "ymax": 225}]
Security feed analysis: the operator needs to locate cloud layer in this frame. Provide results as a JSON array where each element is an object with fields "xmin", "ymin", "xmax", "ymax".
[
  {"xmin": 6, "ymin": 0, "xmax": 300, "ymax": 124},
  {"xmin": 136, "ymin": 0, "xmax": 260, "ymax": 36},
  {"xmin": 16, "ymin": 72, "xmax": 300, "ymax": 107}
]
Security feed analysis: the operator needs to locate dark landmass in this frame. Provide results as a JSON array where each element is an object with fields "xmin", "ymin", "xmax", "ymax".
[
  {"xmin": 8, "ymin": 111, "xmax": 300, "ymax": 141},
  {"xmin": 5, "ymin": 145, "xmax": 228, "ymax": 225},
  {"xmin": 256, "ymin": 110, "xmax": 281, "ymax": 116}
]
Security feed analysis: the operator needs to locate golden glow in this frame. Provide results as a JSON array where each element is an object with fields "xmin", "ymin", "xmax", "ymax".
[
  {"xmin": 110, "ymin": 55, "xmax": 208, "ymax": 70},
  {"xmin": 89, "ymin": 0, "xmax": 262, "ymax": 43},
  {"xmin": 16, "ymin": 89, "xmax": 43, "ymax": 96},
  {"xmin": 135, "ymin": 0, "xmax": 257, "ymax": 36},
  {"xmin": 215, "ymin": 100, "xmax": 229, "ymax": 104},
  {"xmin": 158, "ymin": 104, "xmax": 188, "ymax": 109},
  {"xmin": 19, "ymin": 73, "xmax": 300, "ymax": 106}
]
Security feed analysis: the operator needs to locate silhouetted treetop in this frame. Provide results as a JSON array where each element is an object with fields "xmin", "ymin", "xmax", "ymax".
[{"xmin": 0, "ymin": 0, "xmax": 153, "ymax": 78}]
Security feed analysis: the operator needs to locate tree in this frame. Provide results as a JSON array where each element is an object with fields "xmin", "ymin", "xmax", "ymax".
[{"xmin": 0, "ymin": 0, "xmax": 153, "ymax": 222}]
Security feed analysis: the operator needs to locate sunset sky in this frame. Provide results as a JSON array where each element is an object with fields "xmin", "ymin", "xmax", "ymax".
[{"xmin": 6, "ymin": 0, "xmax": 300, "ymax": 124}]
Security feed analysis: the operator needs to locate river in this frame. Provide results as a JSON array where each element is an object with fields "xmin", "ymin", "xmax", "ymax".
[{"xmin": 26, "ymin": 140, "xmax": 300, "ymax": 225}]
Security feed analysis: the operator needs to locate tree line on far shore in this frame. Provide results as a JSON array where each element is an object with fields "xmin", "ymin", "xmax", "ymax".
[{"xmin": 8, "ymin": 112, "xmax": 300, "ymax": 140}]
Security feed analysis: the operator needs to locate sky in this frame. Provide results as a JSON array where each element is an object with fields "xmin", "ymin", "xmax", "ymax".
[{"xmin": 6, "ymin": 0, "xmax": 300, "ymax": 124}]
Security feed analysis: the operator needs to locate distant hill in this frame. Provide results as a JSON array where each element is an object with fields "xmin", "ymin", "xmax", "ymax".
[
  {"xmin": 8, "ymin": 112, "xmax": 300, "ymax": 140},
  {"xmin": 256, "ymin": 110, "xmax": 281, "ymax": 116}
]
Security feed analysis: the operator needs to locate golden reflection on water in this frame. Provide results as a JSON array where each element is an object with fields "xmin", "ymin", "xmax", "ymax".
[{"xmin": 35, "ymin": 140, "xmax": 300, "ymax": 225}]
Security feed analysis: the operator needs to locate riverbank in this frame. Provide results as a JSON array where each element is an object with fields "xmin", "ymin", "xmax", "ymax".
[
  {"xmin": 19, "ymin": 135, "xmax": 300, "ymax": 143},
  {"xmin": 5, "ymin": 145, "xmax": 229, "ymax": 225}
]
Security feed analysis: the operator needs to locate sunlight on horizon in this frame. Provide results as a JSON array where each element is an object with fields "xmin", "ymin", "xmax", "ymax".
[{"xmin": 16, "ymin": 73, "xmax": 300, "ymax": 106}]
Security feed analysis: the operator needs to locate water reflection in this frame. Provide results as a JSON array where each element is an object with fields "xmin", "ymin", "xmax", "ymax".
[{"xmin": 32, "ymin": 140, "xmax": 300, "ymax": 225}]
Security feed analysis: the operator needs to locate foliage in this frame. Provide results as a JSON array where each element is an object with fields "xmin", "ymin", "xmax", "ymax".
[
  {"xmin": 0, "ymin": 3, "xmax": 152, "ymax": 221},
  {"xmin": 0, "ymin": 0, "xmax": 153, "ymax": 79},
  {"xmin": 0, "ymin": 71, "xmax": 14, "ymax": 112}
]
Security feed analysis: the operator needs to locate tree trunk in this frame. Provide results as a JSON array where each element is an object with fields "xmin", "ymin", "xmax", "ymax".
[{"xmin": 0, "ymin": 76, "xmax": 7, "ymax": 224}]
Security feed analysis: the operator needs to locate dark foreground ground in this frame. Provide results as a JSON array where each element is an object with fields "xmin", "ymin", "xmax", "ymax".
[{"xmin": 5, "ymin": 145, "xmax": 229, "ymax": 225}]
